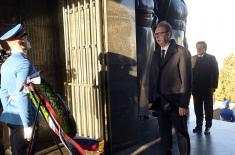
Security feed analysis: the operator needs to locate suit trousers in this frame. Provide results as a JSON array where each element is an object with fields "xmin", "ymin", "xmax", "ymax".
[
  {"xmin": 7, "ymin": 124, "xmax": 38, "ymax": 155},
  {"xmin": 193, "ymin": 94, "xmax": 213, "ymax": 128},
  {"xmin": 157, "ymin": 107, "xmax": 190, "ymax": 155}
]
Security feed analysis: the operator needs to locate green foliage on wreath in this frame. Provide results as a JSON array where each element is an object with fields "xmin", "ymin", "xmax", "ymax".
[{"xmin": 30, "ymin": 79, "xmax": 77, "ymax": 138}]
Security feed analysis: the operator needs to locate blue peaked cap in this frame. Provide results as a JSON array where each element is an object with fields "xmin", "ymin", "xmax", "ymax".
[
  {"xmin": 0, "ymin": 24, "xmax": 23, "ymax": 41},
  {"xmin": 224, "ymin": 100, "xmax": 230, "ymax": 107}
]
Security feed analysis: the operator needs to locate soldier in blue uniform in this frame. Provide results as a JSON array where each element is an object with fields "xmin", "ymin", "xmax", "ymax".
[
  {"xmin": 220, "ymin": 99, "xmax": 235, "ymax": 122},
  {"xmin": 0, "ymin": 24, "xmax": 38, "ymax": 155}
]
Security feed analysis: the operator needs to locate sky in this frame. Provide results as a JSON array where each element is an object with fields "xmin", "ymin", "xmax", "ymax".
[{"xmin": 185, "ymin": 0, "xmax": 235, "ymax": 68}]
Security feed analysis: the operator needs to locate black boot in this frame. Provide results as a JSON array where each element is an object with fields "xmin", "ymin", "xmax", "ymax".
[
  {"xmin": 204, "ymin": 128, "xmax": 210, "ymax": 135},
  {"xmin": 192, "ymin": 126, "xmax": 202, "ymax": 134}
]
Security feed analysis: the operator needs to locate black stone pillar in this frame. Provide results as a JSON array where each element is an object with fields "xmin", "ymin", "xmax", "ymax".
[{"xmin": 106, "ymin": 0, "xmax": 138, "ymax": 152}]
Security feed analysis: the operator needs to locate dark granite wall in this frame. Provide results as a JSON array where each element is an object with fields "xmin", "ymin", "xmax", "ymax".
[{"xmin": 106, "ymin": 0, "xmax": 139, "ymax": 152}]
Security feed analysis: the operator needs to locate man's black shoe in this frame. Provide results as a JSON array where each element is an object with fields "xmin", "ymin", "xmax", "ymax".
[
  {"xmin": 192, "ymin": 127, "xmax": 202, "ymax": 133},
  {"xmin": 204, "ymin": 128, "xmax": 210, "ymax": 135}
]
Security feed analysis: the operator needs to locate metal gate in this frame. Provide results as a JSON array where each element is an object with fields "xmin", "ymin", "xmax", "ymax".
[{"xmin": 62, "ymin": 0, "xmax": 104, "ymax": 139}]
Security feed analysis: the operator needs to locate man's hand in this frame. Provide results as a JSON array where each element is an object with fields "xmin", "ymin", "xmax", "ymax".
[
  {"xmin": 210, "ymin": 88, "xmax": 216, "ymax": 93},
  {"xmin": 178, "ymin": 107, "xmax": 188, "ymax": 116},
  {"xmin": 148, "ymin": 102, "xmax": 157, "ymax": 111},
  {"xmin": 24, "ymin": 125, "xmax": 33, "ymax": 141},
  {"xmin": 148, "ymin": 103, "xmax": 153, "ymax": 109}
]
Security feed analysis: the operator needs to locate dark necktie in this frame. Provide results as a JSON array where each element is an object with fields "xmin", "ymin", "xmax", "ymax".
[{"xmin": 161, "ymin": 50, "xmax": 166, "ymax": 61}]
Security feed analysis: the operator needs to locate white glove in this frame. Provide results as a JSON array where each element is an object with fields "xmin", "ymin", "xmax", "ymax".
[
  {"xmin": 22, "ymin": 85, "xmax": 30, "ymax": 94},
  {"xmin": 24, "ymin": 126, "xmax": 33, "ymax": 141}
]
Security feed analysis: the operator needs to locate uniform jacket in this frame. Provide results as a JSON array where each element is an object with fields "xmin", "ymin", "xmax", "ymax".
[
  {"xmin": 220, "ymin": 108, "xmax": 235, "ymax": 122},
  {"xmin": 192, "ymin": 53, "xmax": 219, "ymax": 96},
  {"xmin": 149, "ymin": 39, "xmax": 191, "ymax": 108},
  {"xmin": 0, "ymin": 51, "xmax": 37, "ymax": 127}
]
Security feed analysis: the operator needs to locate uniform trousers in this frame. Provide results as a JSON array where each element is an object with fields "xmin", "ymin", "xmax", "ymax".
[
  {"xmin": 7, "ymin": 124, "xmax": 38, "ymax": 155},
  {"xmin": 157, "ymin": 107, "xmax": 190, "ymax": 155},
  {"xmin": 0, "ymin": 105, "xmax": 4, "ymax": 155},
  {"xmin": 0, "ymin": 122, "xmax": 4, "ymax": 155},
  {"xmin": 193, "ymin": 94, "xmax": 213, "ymax": 128}
]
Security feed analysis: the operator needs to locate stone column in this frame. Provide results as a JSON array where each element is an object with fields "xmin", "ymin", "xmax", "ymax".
[{"xmin": 105, "ymin": 0, "xmax": 138, "ymax": 152}]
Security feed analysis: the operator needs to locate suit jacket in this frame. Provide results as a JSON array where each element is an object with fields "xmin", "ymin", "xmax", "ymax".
[
  {"xmin": 149, "ymin": 39, "xmax": 192, "ymax": 108},
  {"xmin": 192, "ymin": 53, "xmax": 219, "ymax": 96},
  {"xmin": 0, "ymin": 51, "xmax": 37, "ymax": 127}
]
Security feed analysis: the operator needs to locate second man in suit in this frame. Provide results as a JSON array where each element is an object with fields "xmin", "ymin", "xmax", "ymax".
[{"xmin": 192, "ymin": 41, "xmax": 219, "ymax": 135}]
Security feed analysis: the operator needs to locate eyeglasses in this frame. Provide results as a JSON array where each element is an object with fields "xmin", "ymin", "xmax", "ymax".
[{"xmin": 154, "ymin": 31, "xmax": 168, "ymax": 36}]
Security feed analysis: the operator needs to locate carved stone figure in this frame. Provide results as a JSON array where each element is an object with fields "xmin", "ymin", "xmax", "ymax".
[
  {"xmin": 157, "ymin": 0, "xmax": 188, "ymax": 47},
  {"xmin": 135, "ymin": 0, "xmax": 158, "ymax": 117}
]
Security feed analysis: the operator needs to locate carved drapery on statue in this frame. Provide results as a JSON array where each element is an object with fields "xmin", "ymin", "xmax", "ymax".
[
  {"xmin": 135, "ymin": 0, "xmax": 188, "ymax": 117},
  {"xmin": 157, "ymin": 0, "xmax": 188, "ymax": 47},
  {"xmin": 135, "ymin": 0, "xmax": 158, "ymax": 117}
]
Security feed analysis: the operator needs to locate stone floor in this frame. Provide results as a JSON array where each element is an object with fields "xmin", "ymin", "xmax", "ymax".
[
  {"xmin": 35, "ymin": 144, "xmax": 101, "ymax": 155},
  {"xmin": 112, "ymin": 102, "xmax": 235, "ymax": 155},
  {"xmin": 34, "ymin": 102, "xmax": 235, "ymax": 155}
]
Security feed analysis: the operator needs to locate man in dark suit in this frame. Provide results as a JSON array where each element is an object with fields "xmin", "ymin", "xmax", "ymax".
[
  {"xmin": 192, "ymin": 41, "xmax": 219, "ymax": 135},
  {"xmin": 149, "ymin": 21, "xmax": 191, "ymax": 155}
]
